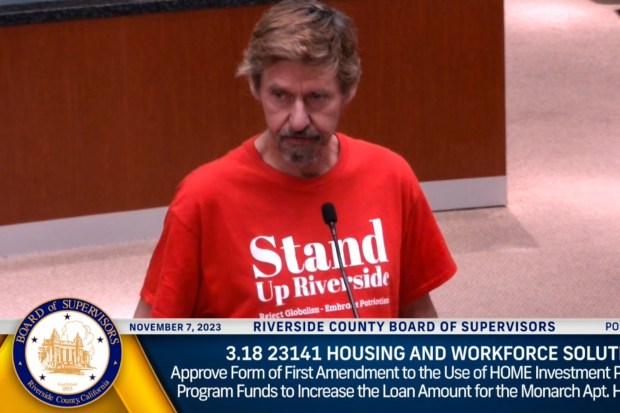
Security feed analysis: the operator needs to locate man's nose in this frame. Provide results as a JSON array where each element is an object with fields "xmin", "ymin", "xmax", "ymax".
[{"xmin": 289, "ymin": 99, "xmax": 310, "ymax": 131}]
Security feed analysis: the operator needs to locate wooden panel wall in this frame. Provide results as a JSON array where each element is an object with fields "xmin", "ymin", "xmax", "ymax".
[{"xmin": 0, "ymin": 0, "xmax": 505, "ymax": 226}]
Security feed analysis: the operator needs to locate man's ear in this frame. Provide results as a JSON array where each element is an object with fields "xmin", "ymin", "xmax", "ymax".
[
  {"xmin": 344, "ymin": 83, "xmax": 358, "ymax": 105},
  {"xmin": 249, "ymin": 79, "xmax": 259, "ymax": 100}
]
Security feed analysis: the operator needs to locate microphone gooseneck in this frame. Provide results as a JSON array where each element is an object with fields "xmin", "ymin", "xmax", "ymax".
[{"xmin": 321, "ymin": 202, "xmax": 360, "ymax": 318}]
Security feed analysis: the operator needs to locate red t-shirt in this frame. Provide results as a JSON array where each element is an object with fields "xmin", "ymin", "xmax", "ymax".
[{"xmin": 140, "ymin": 133, "xmax": 456, "ymax": 318}]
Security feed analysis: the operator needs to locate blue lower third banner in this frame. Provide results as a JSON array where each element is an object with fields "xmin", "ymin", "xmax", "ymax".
[
  {"xmin": 2, "ymin": 318, "xmax": 620, "ymax": 411},
  {"xmin": 138, "ymin": 334, "xmax": 620, "ymax": 412}
]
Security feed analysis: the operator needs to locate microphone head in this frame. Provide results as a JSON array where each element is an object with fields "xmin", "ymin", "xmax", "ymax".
[{"xmin": 321, "ymin": 202, "xmax": 337, "ymax": 225}]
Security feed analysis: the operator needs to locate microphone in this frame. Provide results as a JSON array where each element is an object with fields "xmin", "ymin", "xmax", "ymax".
[{"xmin": 321, "ymin": 202, "xmax": 360, "ymax": 318}]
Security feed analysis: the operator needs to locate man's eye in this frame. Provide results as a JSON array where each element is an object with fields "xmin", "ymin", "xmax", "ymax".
[
  {"xmin": 309, "ymin": 93, "xmax": 325, "ymax": 101},
  {"xmin": 272, "ymin": 90, "xmax": 287, "ymax": 100}
]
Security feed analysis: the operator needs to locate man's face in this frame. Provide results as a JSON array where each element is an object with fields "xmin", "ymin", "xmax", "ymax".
[{"xmin": 253, "ymin": 60, "xmax": 354, "ymax": 167}]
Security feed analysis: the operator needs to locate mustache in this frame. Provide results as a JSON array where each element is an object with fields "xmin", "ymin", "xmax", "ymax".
[{"xmin": 278, "ymin": 127, "xmax": 321, "ymax": 139}]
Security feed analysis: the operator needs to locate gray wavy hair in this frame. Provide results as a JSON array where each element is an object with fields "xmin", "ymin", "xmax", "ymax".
[{"xmin": 237, "ymin": 0, "xmax": 361, "ymax": 94}]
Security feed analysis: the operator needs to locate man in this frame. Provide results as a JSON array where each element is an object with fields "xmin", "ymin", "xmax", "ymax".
[{"xmin": 135, "ymin": 0, "xmax": 456, "ymax": 318}]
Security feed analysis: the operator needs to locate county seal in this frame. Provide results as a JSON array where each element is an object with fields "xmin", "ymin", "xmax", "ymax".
[{"xmin": 13, "ymin": 298, "xmax": 122, "ymax": 408}]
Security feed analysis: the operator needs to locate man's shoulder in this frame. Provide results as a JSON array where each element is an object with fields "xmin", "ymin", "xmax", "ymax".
[
  {"xmin": 172, "ymin": 138, "xmax": 254, "ymax": 202},
  {"xmin": 341, "ymin": 133, "xmax": 413, "ymax": 172}
]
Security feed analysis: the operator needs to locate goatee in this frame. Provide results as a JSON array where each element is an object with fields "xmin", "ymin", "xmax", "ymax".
[{"xmin": 277, "ymin": 127, "xmax": 324, "ymax": 165}]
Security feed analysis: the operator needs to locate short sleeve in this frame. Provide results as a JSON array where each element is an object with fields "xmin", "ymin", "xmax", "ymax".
[
  {"xmin": 140, "ymin": 210, "xmax": 202, "ymax": 317},
  {"xmin": 398, "ymin": 172, "xmax": 457, "ymax": 306}
]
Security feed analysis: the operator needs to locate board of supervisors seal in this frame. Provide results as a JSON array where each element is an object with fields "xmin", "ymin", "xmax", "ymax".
[{"xmin": 12, "ymin": 298, "xmax": 122, "ymax": 408}]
